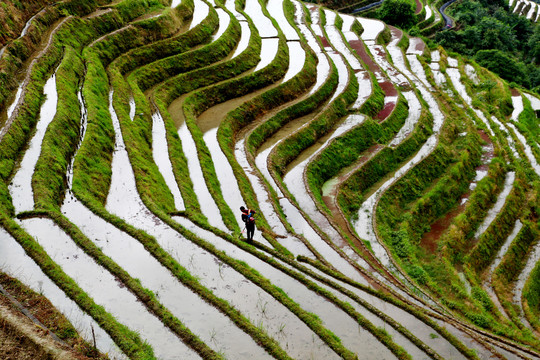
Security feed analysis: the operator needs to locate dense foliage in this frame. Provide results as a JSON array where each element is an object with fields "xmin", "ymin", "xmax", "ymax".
[
  {"xmin": 435, "ymin": 0, "xmax": 540, "ymax": 91},
  {"xmin": 377, "ymin": 0, "xmax": 417, "ymax": 29}
]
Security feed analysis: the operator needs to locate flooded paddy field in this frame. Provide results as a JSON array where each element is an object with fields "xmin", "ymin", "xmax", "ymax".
[{"xmin": 0, "ymin": 0, "xmax": 539, "ymax": 358}]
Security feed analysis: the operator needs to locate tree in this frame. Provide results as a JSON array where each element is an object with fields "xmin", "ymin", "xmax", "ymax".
[
  {"xmin": 377, "ymin": 0, "xmax": 416, "ymax": 29},
  {"xmin": 475, "ymin": 50, "xmax": 530, "ymax": 88}
]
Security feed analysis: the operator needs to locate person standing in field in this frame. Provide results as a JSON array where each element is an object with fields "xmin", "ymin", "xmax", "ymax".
[{"xmin": 240, "ymin": 206, "xmax": 256, "ymax": 242}]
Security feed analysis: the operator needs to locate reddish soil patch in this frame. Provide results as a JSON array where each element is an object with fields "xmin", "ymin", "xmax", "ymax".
[
  {"xmin": 348, "ymin": 39, "xmax": 398, "ymax": 120},
  {"xmin": 420, "ymin": 202, "xmax": 466, "ymax": 253},
  {"xmin": 410, "ymin": 37, "xmax": 426, "ymax": 54},
  {"xmin": 379, "ymin": 81, "xmax": 398, "ymax": 96},
  {"xmin": 318, "ymin": 35, "xmax": 331, "ymax": 49},
  {"xmin": 415, "ymin": 0, "xmax": 423, "ymax": 14},
  {"xmin": 376, "ymin": 99, "xmax": 397, "ymax": 121},
  {"xmin": 419, "ymin": 130, "xmax": 495, "ymax": 253},
  {"xmin": 349, "ymin": 39, "xmax": 379, "ymax": 73},
  {"xmin": 511, "ymin": 88, "xmax": 520, "ymax": 96}
]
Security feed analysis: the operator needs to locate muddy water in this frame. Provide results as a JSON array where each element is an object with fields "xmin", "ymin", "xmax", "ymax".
[
  {"xmin": 63, "ymin": 197, "xmax": 271, "ymax": 359},
  {"xmin": 490, "ymin": 116, "xmax": 520, "ymax": 159},
  {"xmin": 326, "ymin": 52, "xmax": 349, "ymax": 101},
  {"xmin": 429, "ymin": 57, "xmax": 446, "ymax": 89},
  {"xmin": 474, "ymin": 172, "xmax": 515, "ymax": 239},
  {"xmin": 189, "ymin": 0, "xmax": 210, "ymax": 30},
  {"xmin": 424, "ymin": 4, "xmax": 432, "ymax": 20},
  {"xmin": 256, "ymin": 146, "xmax": 370, "ymax": 285},
  {"xmin": 292, "ymin": 0, "xmax": 331, "ymax": 95},
  {"xmin": 108, "ymin": 95, "xmax": 335, "ymax": 359},
  {"xmin": 308, "ymin": 4, "xmax": 324, "ymax": 37},
  {"xmin": 324, "ymin": 10, "xmax": 371, "ymax": 108},
  {"xmin": 234, "ymin": 139, "xmax": 314, "ymax": 257},
  {"xmin": 254, "ymin": 38, "xmax": 279, "ymax": 71},
  {"xmin": 152, "ymin": 110, "xmax": 185, "ymax": 211},
  {"xmin": 523, "ymin": 93, "xmax": 540, "ymax": 110},
  {"xmin": 367, "ymin": 40, "xmax": 409, "ymax": 88},
  {"xmin": 231, "ymin": 21, "xmax": 251, "ymax": 59},
  {"xmin": 406, "ymin": 54, "xmax": 431, "ymax": 89},
  {"xmin": 446, "ymin": 59, "xmax": 496, "ymax": 137},
  {"xmin": 282, "ymin": 41, "xmax": 305, "ymax": 82},
  {"xmin": 169, "ymin": 94, "xmax": 228, "ymax": 230},
  {"xmin": 66, "ymin": 86, "xmax": 88, "ymax": 190},
  {"xmin": 446, "ymin": 67, "xmax": 472, "ymax": 104},
  {"xmin": 389, "ymin": 91, "xmax": 422, "ymax": 146},
  {"xmin": 434, "ymin": 320, "xmax": 494, "ymax": 359},
  {"xmin": 0, "ymin": 228, "xmax": 126, "ymax": 359},
  {"xmin": 213, "ymin": 8, "xmax": 230, "ymax": 40},
  {"xmin": 465, "ymin": 64, "xmax": 479, "ymax": 85},
  {"xmin": 244, "ymin": 0, "xmax": 277, "ymax": 37},
  {"xmin": 5, "ymin": 84, "xmax": 24, "ymax": 121},
  {"xmin": 202, "ymin": 128, "xmax": 246, "ymax": 229},
  {"xmin": 507, "ymin": 122, "xmax": 540, "ymax": 176},
  {"xmin": 128, "ymin": 97, "xmax": 136, "ymax": 121},
  {"xmin": 324, "ymin": 10, "xmax": 362, "ymax": 71},
  {"xmin": 9, "ymin": 71, "xmax": 58, "ymax": 214},
  {"xmin": 484, "ymin": 219, "xmax": 523, "ymax": 320},
  {"xmin": 267, "ymin": 0, "xmax": 299, "ymax": 40},
  {"xmin": 355, "ymin": 17, "xmax": 385, "ymax": 41},
  {"xmin": 513, "ymin": 233, "xmax": 540, "ymax": 308},
  {"xmin": 19, "ymin": 218, "xmax": 195, "ymax": 360},
  {"xmin": 510, "ymin": 91, "xmax": 524, "ymax": 121},
  {"xmin": 224, "ymin": 0, "xmax": 246, "ymax": 20},
  {"xmin": 172, "ymin": 216, "xmax": 399, "ymax": 360}
]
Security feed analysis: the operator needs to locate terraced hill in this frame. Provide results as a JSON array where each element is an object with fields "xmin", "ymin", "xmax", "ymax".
[{"xmin": 0, "ymin": 0, "xmax": 539, "ymax": 359}]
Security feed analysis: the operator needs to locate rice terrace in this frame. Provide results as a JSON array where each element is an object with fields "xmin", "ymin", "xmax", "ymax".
[{"xmin": 0, "ymin": 0, "xmax": 539, "ymax": 358}]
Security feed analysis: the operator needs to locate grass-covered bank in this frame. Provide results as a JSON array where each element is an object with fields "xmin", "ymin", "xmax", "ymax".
[
  {"xmin": 33, "ymin": 47, "xmax": 85, "ymax": 212},
  {"xmin": 0, "ymin": 214, "xmax": 155, "ymax": 360}
]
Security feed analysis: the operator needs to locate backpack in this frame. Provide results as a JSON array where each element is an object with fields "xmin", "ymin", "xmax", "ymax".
[{"xmin": 242, "ymin": 209, "xmax": 255, "ymax": 224}]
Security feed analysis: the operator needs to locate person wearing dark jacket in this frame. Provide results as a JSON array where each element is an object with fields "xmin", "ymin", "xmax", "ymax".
[{"xmin": 240, "ymin": 206, "xmax": 256, "ymax": 242}]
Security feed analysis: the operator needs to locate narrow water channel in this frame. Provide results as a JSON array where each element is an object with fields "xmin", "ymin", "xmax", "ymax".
[
  {"xmin": 0, "ymin": 227, "xmax": 126, "ymax": 359},
  {"xmin": 189, "ymin": 0, "xmax": 210, "ymax": 30},
  {"xmin": 172, "ymin": 216, "xmax": 399, "ymax": 360},
  {"xmin": 109, "ymin": 91, "xmax": 347, "ymax": 358},
  {"xmin": 152, "ymin": 109, "xmax": 185, "ymax": 211},
  {"xmin": 9, "ymin": 70, "xmax": 58, "ymax": 214},
  {"xmin": 484, "ymin": 219, "xmax": 523, "ymax": 320}
]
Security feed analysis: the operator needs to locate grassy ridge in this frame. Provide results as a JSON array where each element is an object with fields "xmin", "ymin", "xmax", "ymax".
[
  {"xmin": 153, "ymin": 15, "xmax": 262, "ymax": 220},
  {"xmin": 466, "ymin": 172, "xmax": 527, "ymax": 273},
  {"xmin": 441, "ymin": 158, "xmax": 507, "ymax": 265},
  {"xmin": 33, "ymin": 47, "xmax": 85, "ymax": 212},
  {"xmin": 108, "ymin": 4, "xmax": 221, "ymax": 216},
  {"xmin": 179, "ymin": 35, "xmax": 289, "ymax": 230},
  {"xmin": 337, "ymin": 105, "xmax": 433, "ymax": 219},
  {"xmin": 270, "ymin": 62, "xmax": 359, "ymax": 177},
  {"xmin": 0, "ymin": 214, "xmax": 156, "ymax": 359}
]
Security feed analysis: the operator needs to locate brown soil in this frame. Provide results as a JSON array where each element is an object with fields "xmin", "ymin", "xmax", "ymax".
[
  {"xmin": 415, "ymin": 0, "xmax": 423, "ymax": 14},
  {"xmin": 0, "ymin": 273, "xmax": 107, "ymax": 360}
]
